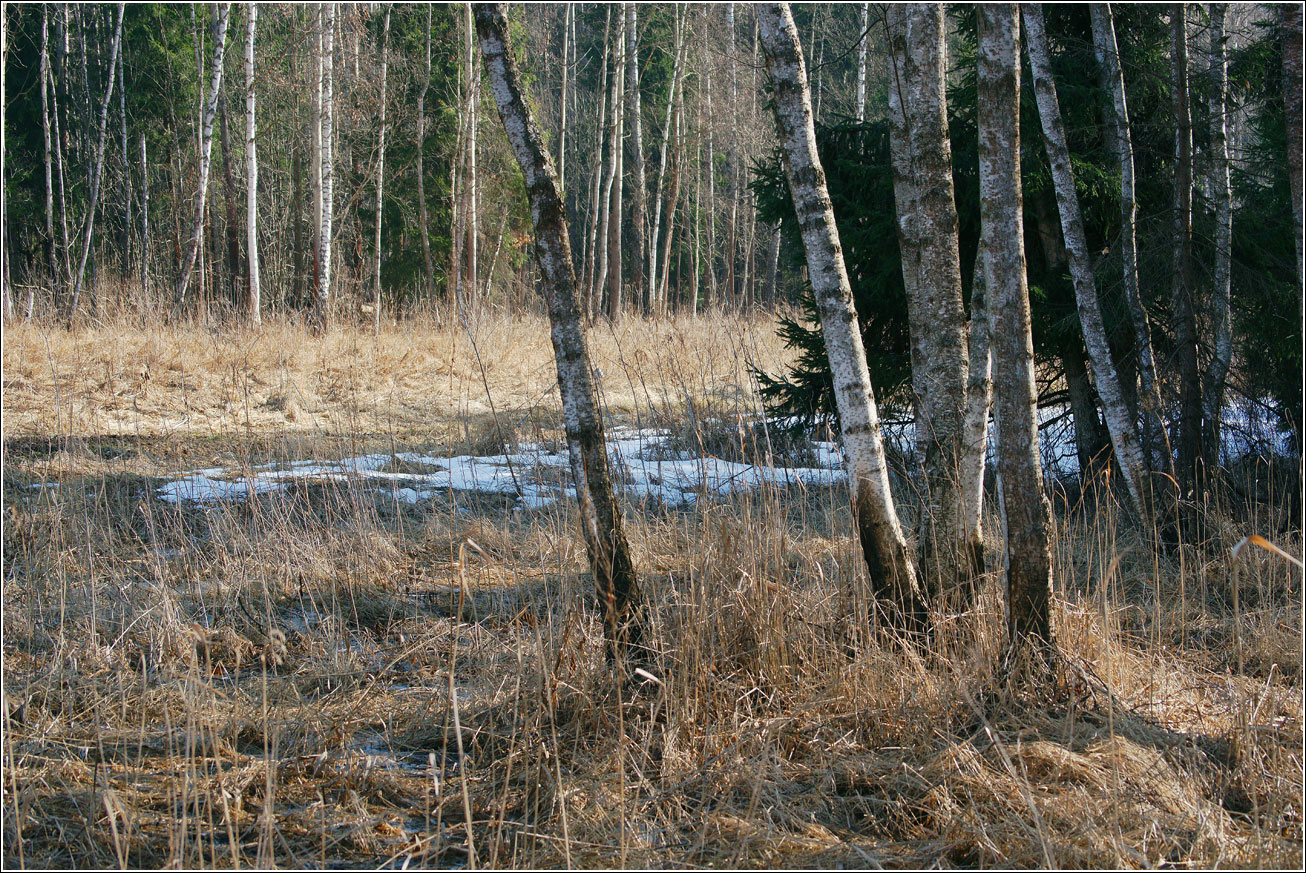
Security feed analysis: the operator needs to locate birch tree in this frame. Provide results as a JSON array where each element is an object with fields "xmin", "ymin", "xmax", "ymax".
[
  {"xmin": 897, "ymin": 3, "xmax": 972, "ymax": 597},
  {"xmin": 960, "ymin": 244, "xmax": 992, "ymax": 582},
  {"xmin": 758, "ymin": 1, "xmax": 926, "ymax": 636},
  {"xmin": 649, "ymin": 6, "xmax": 686, "ymax": 307},
  {"xmin": 1090, "ymin": 3, "xmax": 1165, "ymax": 471},
  {"xmin": 856, "ymin": 2, "xmax": 868, "ymax": 123},
  {"xmin": 1169, "ymin": 3, "xmax": 1202, "ymax": 499},
  {"xmin": 314, "ymin": 3, "xmax": 335, "ymax": 326},
  {"xmin": 371, "ymin": 4, "xmax": 390, "ymax": 331},
  {"xmin": 978, "ymin": 2, "xmax": 1054, "ymax": 650},
  {"xmin": 626, "ymin": 4, "xmax": 647, "ymax": 314},
  {"xmin": 245, "ymin": 3, "xmax": 260, "ymax": 325},
  {"xmin": 1023, "ymin": 3, "xmax": 1150, "ymax": 517},
  {"xmin": 174, "ymin": 2, "xmax": 229, "ymax": 310},
  {"xmin": 415, "ymin": 5, "xmax": 433, "ymax": 303},
  {"xmin": 473, "ymin": 2, "xmax": 641, "ymax": 656},
  {"xmin": 1201, "ymin": 3, "xmax": 1232, "ymax": 474},
  {"xmin": 68, "ymin": 2, "xmax": 125, "ymax": 320}
]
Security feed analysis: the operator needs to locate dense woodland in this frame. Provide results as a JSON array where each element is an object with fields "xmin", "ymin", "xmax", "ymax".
[{"xmin": 3, "ymin": 3, "xmax": 1300, "ymax": 431}]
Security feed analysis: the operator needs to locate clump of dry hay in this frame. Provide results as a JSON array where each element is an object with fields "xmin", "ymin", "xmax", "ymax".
[{"xmin": 3, "ymin": 313, "xmax": 1301, "ymax": 869}]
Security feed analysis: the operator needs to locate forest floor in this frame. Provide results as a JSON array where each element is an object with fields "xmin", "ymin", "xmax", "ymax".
[{"xmin": 3, "ymin": 311, "xmax": 1302, "ymax": 869}]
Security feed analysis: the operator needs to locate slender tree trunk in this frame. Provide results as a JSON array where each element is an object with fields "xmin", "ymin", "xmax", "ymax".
[
  {"xmin": 759, "ymin": 1, "xmax": 926, "ymax": 636},
  {"xmin": 139, "ymin": 132, "xmax": 148, "ymax": 289},
  {"xmin": 1090, "ymin": 3, "xmax": 1166, "ymax": 473},
  {"xmin": 1169, "ymin": 4, "xmax": 1202, "ymax": 501},
  {"xmin": 245, "ymin": 2, "xmax": 260, "ymax": 325},
  {"xmin": 41, "ymin": 6, "xmax": 57, "ymax": 306},
  {"xmin": 371, "ymin": 4, "xmax": 389, "ymax": 331},
  {"xmin": 885, "ymin": 5, "xmax": 921, "ymax": 337},
  {"xmin": 978, "ymin": 3, "xmax": 1054, "ymax": 651},
  {"xmin": 315, "ymin": 2, "xmax": 334, "ymax": 326},
  {"xmin": 657, "ymin": 84, "xmax": 684, "ymax": 313},
  {"xmin": 1284, "ymin": 4, "xmax": 1304, "ymax": 290},
  {"xmin": 649, "ymin": 7, "xmax": 685, "ymax": 307},
  {"xmin": 559, "ymin": 3, "xmax": 570, "ymax": 195},
  {"xmin": 68, "ymin": 2, "xmax": 126, "ymax": 321},
  {"xmin": 857, "ymin": 2, "xmax": 868, "ymax": 123},
  {"xmin": 608, "ymin": 30, "xmax": 625, "ymax": 321},
  {"xmin": 463, "ymin": 2, "xmax": 478, "ymax": 309},
  {"xmin": 726, "ymin": 2, "xmax": 740, "ymax": 309},
  {"xmin": 704, "ymin": 6, "xmax": 717, "ymax": 310},
  {"xmin": 1064, "ymin": 348, "xmax": 1110, "ymax": 481},
  {"xmin": 117, "ymin": 23, "xmax": 131, "ymax": 278},
  {"xmin": 764, "ymin": 221, "xmax": 781, "ymax": 307},
  {"xmin": 1025, "ymin": 4, "xmax": 1151, "ymax": 517},
  {"xmin": 416, "ymin": 5, "xmax": 434, "ymax": 304},
  {"xmin": 960, "ymin": 242, "xmax": 992, "ymax": 587},
  {"xmin": 1201, "ymin": 3, "xmax": 1232, "ymax": 474},
  {"xmin": 474, "ymin": 2, "xmax": 641, "ymax": 657},
  {"xmin": 897, "ymin": 3, "xmax": 971, "ymax": 601},
  {"xmin": 626, "ymin": 4, "xmax": 647, "ymax": 314},
  {"xmin": 219, "ymin": 90, "xmax": 241, "ymax": 302},
  {"xmin": 582, "ymin": 8, "xmax": 612, "ymax": 314}
]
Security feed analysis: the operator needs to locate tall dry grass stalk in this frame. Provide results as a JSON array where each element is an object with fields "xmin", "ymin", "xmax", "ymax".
[{"xmin": 3, "ymin": 311, "xmax": 1301, "ymax": 868}]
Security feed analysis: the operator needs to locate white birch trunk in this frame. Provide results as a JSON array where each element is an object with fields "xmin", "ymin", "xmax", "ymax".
[
  {"xmin": 68, "ymin": 2, "xmax": 126, "ymax": 319},
  {"xmin": 977, "ymin": 3, "xmax": 1053, "ymax": 650},
  {"xmin": 245, "ymin": 2, "xmax": 260, "ymax": 326},
  {"xmin": 1024, "ymin": 3, "xmax": 1149, "ymax": 517},
  {"xmin": 416, "ymin": 5, "xmax": 433, "ymax": 303},
  {"xmin": 474, "ymin": 2, "xmax": 641, "ymax": 656},
  {"xmin": 314, "ymin": 3, "xmax": 335, "ymax": 325},
  {"xmin": 172, "ymin": 2, "xmax": 227, "ymax": 310},
  {"xmin": 857, "ymin": 2, "xmax": 868, "ymax": 123},
  {"xmin": 372, "ymin": 4, "xmax": 389, "ymax": 331},
  {"xmin": 649, "ymin": 7, "xmax": 685, "ymax": 304},
  {"xmin": 40, "ymin": 5, "xmax": 57, "ymax": 304},
  {"xmin": 626, "ymin": 4, "xmax": 647, "ymax": 314},
  {"xmin": 464, "ymin": 2, "xmax": 478, "ymax": 308},
  {"xmin": 1090, "ymin": 3, "xmax": 1165, "ymax": 470},
  {"xmin": 758, "ymin": 1, "xmax": 925, "ymax": 635}
]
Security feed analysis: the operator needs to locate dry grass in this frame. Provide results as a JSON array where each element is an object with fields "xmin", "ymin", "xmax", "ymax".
[{"xmin": 3, "ymin": 312, "xmax": 1302, "ymax": 869}]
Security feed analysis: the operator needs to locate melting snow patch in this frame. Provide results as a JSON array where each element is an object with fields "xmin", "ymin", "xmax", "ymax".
[{"xmin": 152, "ymin": 427, "xmax": 849, "ymax": 510}]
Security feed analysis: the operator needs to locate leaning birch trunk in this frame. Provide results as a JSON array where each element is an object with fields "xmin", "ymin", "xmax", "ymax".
[
  {"xmin": 175, "ymin": 4, "xmax": 229, "ymax": 310},
  {"xmin": 314, "ymin": 3, "xmax": 335, "ymax": 327},
  {"xmin": 1090, "ymin": 3, "xmax": 1164, "ymax": 472},
  {"xmin": 758, "ymin": 1, "xmax": 925, "ymax": 636},
  {"xmin": 626, "ymin": 4, "xmax": 647, "ymax": 314},
  {"xmin": 68, "ymin": 2, "xmax": 125, "ymax": 322},
  {"xmin": 372, "ymin": 5, "xmax": 390, "ymax": 332},
  {"xmin": 959, "ymin": 243, "xmax": 992, "ymax": 590},
  {"xmin": 1201, "ymin": 3, "xmax": 1232, "ymax": 475},
  {"xmin": 1024, "ymin": 4, "xmax": 1149, "ymax": 518},
  {"xmin": 473, "ymin": 2, "xmax": 641, "ymax": 657},
  {"xmin": 900, "ymin": 3, "xmax": 971, "ymax": 600},
  {"xmin": 977, "ymin": 3, "xmax": 1054, "ymax": 651},
  {"xmin": 245, "ymin": 3, "xmax": 260, "ymax": 326}
]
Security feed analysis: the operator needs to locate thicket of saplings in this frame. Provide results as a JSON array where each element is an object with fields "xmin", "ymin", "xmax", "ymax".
[{"xmin": 2, "ymin": 297, "xmax": 1300, "ymax": 869}]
